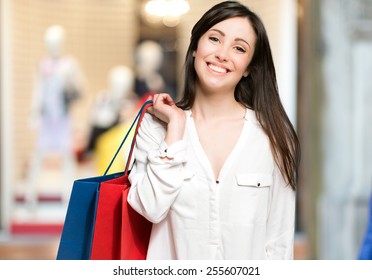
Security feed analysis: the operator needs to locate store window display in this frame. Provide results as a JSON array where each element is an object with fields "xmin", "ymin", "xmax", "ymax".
[{"xmin": 26, "ymin": 25, "xmax": 84, "ymax": 213}]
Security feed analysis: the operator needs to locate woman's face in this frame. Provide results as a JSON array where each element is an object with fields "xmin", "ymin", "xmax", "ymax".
[{"xmin": 193, "ymin": 16, "xmax": 256, "ymax": 95}]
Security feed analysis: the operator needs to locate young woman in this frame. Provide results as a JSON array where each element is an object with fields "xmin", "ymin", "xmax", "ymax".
[{"xmin": 128, "ymin": 1, "xmax": 300, "ymax": 260}]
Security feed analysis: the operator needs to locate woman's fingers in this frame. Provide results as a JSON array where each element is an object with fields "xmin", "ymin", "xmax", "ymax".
[
  {"xmin": 147, "ymin": 93, "xmax": 178, "ymax": 123},
  {"xmin": 154, "ymin": 93, "xmax": 172, "ymax": 104},
  {"xmin": 146, "ymin": 93, "xmax": 165, "ymax": 117}
]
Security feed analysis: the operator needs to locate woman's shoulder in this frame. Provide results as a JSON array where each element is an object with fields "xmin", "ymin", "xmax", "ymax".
[
  {"xmin": 245, "ymin": 108, "xmax": 260, "ymax": 126},
  {"xmin": 245, "ymin": 109, "xmax": 270, "ymax": 140}
]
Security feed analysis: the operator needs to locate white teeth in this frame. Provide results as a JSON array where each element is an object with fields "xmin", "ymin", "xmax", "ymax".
[{"xmin": 208, "ymin": 64, "xmax": 227, "ymax": 73}]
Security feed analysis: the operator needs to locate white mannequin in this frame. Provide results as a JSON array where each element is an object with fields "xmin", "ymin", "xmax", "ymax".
[
  {"xmin": 85, "ymin": 66, "xmax": 136, "ymax": 154},
  {"xmin": 135, "ymin": 40, "xmax": 165, "ymax": 97},
  {"xmin": 26, "ymin": 25, "xmax": 84, "ymax": 212}
]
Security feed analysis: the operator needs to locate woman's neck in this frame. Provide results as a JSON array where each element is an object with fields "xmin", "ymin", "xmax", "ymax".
[{"xmin": 192, "ymin": 89, "xmax": 245, "ymax": 121}]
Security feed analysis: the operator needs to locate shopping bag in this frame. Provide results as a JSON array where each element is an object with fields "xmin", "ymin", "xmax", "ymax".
[
  {"xmin": 89, "ymin": 175, "xmax": 126, "ymax": 260},
  {"xmin": 89, "ymin": 174, "xmax": 152, "ymax": 260},
  {"xmin": 90, "ymin": 100, "xmax": 153, "ymax": 260},
  {"xmin": 56, "ymin": 171, "xmax": 122, "ymax": 260},
  {"xmin": 57, "ymin": 99, "xmax": 152, "ymax": 260},
  {"xmin": 121, "ymin": 180, "xmax": 152, "ymax": 259}
]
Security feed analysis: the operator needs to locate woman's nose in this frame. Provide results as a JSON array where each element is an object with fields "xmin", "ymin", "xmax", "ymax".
[{"xmin": 215, "ymin": 46, "xmax": 229, "ymax": 62}]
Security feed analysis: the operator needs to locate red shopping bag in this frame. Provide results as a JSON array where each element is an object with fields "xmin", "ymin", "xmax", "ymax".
[
  {"xmin": 121, "ymin": 182, "xmax": 152, "ymax": 259},
  {"xmin": 89, "ymin": 175, "xmax": 126, "ymax": 260}
]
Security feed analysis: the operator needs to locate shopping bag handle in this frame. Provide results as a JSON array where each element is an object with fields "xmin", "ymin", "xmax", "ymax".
[{"xmin": 104, "ymin": 99, "xmax": 153, "ymax": 176}]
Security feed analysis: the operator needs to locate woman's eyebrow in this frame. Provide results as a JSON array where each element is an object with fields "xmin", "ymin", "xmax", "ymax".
[{"xmin": 209, "ymin": 28, "xmax": 251, "ymax": 48}]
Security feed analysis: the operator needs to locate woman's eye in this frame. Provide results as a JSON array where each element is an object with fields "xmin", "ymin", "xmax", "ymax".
[
  {"xmin": 235, "ymin": 46, "xmax": 246, "ymax": 53},
  {"xmin": 209, "ymin": 36, "xmax": 219, "ymax": 42}
]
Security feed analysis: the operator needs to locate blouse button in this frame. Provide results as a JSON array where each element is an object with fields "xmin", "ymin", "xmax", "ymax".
[{"xmin": 257, "ymin": 183, "xmax": 261, "ymax": 187}]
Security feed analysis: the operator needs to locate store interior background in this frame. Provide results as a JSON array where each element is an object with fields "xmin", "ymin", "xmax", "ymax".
[{"xmin": 1, "ymin": 0, "xmax": 372, "ymax": 260}]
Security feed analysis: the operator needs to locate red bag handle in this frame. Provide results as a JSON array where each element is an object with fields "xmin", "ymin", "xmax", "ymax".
[{"xmin": 104, "ymin": 99, "xmax": 153, "ymax": 176}]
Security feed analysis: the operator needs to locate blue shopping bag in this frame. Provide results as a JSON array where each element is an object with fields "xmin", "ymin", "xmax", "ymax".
[{"xmin": 56, "ymin": 172, "xmax": 122, "ymax": 260}]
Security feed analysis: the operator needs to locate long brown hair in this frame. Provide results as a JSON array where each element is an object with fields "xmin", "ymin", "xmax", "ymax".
[{"xmin": 177, "ymin": 1, "xmax": 300, "ymax": 189}]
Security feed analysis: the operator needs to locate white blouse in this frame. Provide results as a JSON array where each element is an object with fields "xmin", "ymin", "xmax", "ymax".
[{"xmin": 128, "ymin": 109, "xmax": 296, "ymax": 260}]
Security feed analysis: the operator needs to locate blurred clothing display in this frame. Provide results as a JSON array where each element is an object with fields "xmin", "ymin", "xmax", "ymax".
[
  {"xmin": 26, "ymin": 25, "xmax": 84, "ymax": 211},
  {"xmin": 85, "ymin": 65, "xmax": 136, "ymax": 155},
  {"xmin": 95, "ymin": 121, "xmax": 134, "ymax": 176},
  {"xmin": 35, "ymin": 55, "xmax": 81, "ymax": 152}
]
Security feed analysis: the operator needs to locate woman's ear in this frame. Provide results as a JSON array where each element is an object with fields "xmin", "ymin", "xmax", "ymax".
[
  {"xmin": 243, "ymin": 70, "xmax": 249, "ymax": 77},
  {"xmin": 192, "ymin": 51, "xmax": 196, "ymax": 57}
]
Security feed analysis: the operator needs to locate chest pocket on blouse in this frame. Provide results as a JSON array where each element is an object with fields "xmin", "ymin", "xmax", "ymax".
[
  {"xmin": 229, "ymin": 173, "xmax": 272, "ymax": 226},
  {"xmin": 236, "ymin": 173, "xmax": 272, "ymax": 188}
]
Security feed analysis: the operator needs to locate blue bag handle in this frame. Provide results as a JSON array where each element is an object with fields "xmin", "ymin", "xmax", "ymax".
[{"xmin": 103, "ymin": 99, "xmax": 153, "ymax": 176}]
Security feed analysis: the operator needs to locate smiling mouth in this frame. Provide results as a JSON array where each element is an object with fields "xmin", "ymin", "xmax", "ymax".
[{"xmin": 207, "ymin": 63, "xmax": 229, "ymax": 74}]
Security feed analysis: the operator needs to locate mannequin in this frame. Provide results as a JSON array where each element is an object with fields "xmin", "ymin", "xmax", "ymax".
[
  {"xmin": 26, "ymin": 25, "xmax": 84, "ymax": 212},
  {"xmin": 85, "ymin": 65, "xmax": 136, "ymax": 155},
  {"xmin": 134, "ymin": 40, "xmax": 165, "ymax": 98}
]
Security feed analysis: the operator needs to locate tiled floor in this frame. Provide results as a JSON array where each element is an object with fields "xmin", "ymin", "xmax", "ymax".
[
  {"xmin": 0, "ymin": 233, "xmax": 309, "ymax": 260},
  {"xmin": 0, "ymin": 234, "xmax": 60, "ymax": 260}
]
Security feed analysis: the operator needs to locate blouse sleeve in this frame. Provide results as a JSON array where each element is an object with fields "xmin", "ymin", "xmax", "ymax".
[
  {"xmin": 127, "ymin": 113, "xmax": 188, "ymax": 223},
  {"xmin": 265, "ymin": 166, "xmax": 296, "ymax": 259}
]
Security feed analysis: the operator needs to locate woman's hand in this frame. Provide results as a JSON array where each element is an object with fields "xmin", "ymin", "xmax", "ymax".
[{"xmin": 147, "ymin": 93, "xmax": 186, "ymax": 145}]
